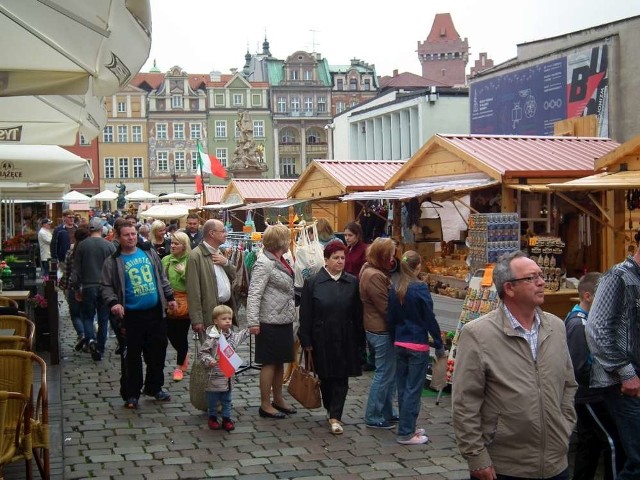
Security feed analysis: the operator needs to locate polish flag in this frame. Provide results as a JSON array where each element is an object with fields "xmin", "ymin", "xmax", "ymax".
[{"xmin": 218, "ymin": 334, "xmax": 243, "ymax": 378}]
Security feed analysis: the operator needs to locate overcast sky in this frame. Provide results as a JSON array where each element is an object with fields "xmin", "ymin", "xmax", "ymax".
[{"xmin": 143, "ymin": 0, "xmax": 640, "ymax": 77}]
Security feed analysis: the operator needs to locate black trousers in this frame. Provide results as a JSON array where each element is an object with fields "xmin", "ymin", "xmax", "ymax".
[
  {"xmin": 167, "ymin": 318, "xmax": 190, "ymax": 366},
  {"xmin": 573, "ymin": 401, "xmax": 625, "ymax": 480},
  {"xmin": 123, "ymin": 305, "xmax": 167, "ymax": 400},
  {"xmin": 319, "ymin": 376, "xmax": 348, "ymax": 421}
]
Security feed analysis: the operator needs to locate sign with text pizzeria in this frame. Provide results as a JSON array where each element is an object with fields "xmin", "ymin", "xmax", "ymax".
[{"xmin": 470, "ymin": 42, "xmax": 609, "ymax": 136}]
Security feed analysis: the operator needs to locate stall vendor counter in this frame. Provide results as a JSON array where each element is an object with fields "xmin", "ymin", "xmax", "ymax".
[{"xmin": 542, "ymin": 289, "xmax": 578, "ymax": 319}]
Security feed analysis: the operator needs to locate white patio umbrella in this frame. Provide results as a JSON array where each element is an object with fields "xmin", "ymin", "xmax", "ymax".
[
  {"xmin": 138, "ymin": 204, "xmax": 190, "ymax": 220},
  {"xmin": 62, "ymin": 190, "xmax": 91, "ymax": 202},
  {"xmin": 125, "ymin": 189, "xmax": 158, "ymax": 201},
  {"xmin": 91, "ymin": 189, "xmax": 118, "ymax": 201},
  {"xmin": 0, "ymin": 144, "xmax": 93, "ymax": 183},
  {"xmin": 0, "ymin": 0, "xmax": 152, "ymax": 97},
  {"xmin": 0, "ymin": 89, "xmax": 107, "ymax": 145},
  {"xmin": 158, "ymin": 192, "xmax": 198, "ymax": 200}
]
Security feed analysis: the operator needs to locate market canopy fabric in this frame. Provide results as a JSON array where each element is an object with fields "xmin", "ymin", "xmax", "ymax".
[
  {"xmin": 138, "ymin": 204, "xmax": 190, "ymax": 220},
  {"xmin": 340, "ymin": 174, "xmax": 499, "ymax": 202},
  {"xmin": 125, "ymin": 189, "xmax": 157, "ymax": 201},
  {"xmin": 0, "ymin": 0, "xmax": 152, "ymax": 97},
  {"xmin": 0, "ymin": 144, "xmax": 93, "ymax": 184},
  {"xmin": 91, "ymin": 189, "xmax": 118, "ymax": 200},
  {"xmin": 0, "ymin": 90, "xmax": 107, "ymax": 145},
  {"xmin": 232, "ymin": 199, "xmax": 308, "ymax": 211},
  {"xmin": 158, "ymin": 192, "xmax": 198, "ymax": 200},
  {"xmin": 62, "ymin": 190, "xmax": 91, "ymax": 202}
]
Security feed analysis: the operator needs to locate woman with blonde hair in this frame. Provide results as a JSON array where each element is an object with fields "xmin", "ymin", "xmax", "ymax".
[
  {"xmin": 161, "ymin": 231, "xmax": 192, "ymax": 381},
  {"xmin": 315, "ymin": 218, "xmax": 338, "ymax": 246},
  {"xmin": 359, "ymin": 236, "xmax": 398, "ymax": 429},
  {"xmin": 150, "ymin": 219, "xmax": 171, "ymax": 258},
  {"xmin": 388, "ymin": 250, "xmax": 443, "ymax": 444},
  {"xmin": 247, "ymin": 224, "xmax": 297, "ymax": 418}
]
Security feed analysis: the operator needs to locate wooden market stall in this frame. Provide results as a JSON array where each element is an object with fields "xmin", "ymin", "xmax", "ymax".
[
  {"xmin": 287, "ymin": 159, "xmax": 404, "ymax": 233},
  {"xmin": 548, "ymin": 133, "xmax": 640, "ymax": 270},
  {"xmin": 342, "ymin": 134, "xmax": 620, "ymax": 327}
]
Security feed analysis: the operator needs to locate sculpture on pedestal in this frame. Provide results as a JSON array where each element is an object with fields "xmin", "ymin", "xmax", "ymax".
[{"xmin": 229, "ymin": 110, "xmax": 268, "ymax": 178}]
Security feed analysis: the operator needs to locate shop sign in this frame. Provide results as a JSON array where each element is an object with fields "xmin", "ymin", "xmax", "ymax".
[
  {"xmin": 0, "ymin": 161, "xmax": 23, "ymax": 179},
  {"xmin": 0, "ymin": 125, "xmax": 22, "ymax": 142}
]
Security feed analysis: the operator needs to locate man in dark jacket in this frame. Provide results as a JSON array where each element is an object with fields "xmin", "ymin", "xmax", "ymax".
[
  {"xmin": 180, "ymin": 213, "xmax": 203, "ymax": 250},
  {"xmin": 51, "ymin": 208, "xmax": 77, "ymax": 262},
  {"xmin": 566, "ymin": 272, "xmax": 624, "ymax": 480}
]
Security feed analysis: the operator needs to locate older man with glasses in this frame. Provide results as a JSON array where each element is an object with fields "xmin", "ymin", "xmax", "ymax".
[
  {"xmin": 452, "ymin": 250, "xmax": 577, "ymax": 480},
  {"xmin": 186, "ymin": 219, "xmax": 236, "ymax": 338}
]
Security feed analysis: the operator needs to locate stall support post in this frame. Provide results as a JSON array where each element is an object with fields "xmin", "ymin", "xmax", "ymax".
[{"xmin": 392, "ymin": 200, "xmax": 401, "ymax": 248}]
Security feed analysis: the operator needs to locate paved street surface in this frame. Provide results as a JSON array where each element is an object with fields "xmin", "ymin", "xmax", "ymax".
[{"xmin": 5, "ymin": 297, "xmax": 594, "ymax": 480}]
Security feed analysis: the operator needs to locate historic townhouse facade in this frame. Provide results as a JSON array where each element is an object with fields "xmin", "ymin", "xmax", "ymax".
[
  {"xmin": 99, "ymin": 84, "xmax": 150, "ymax": 193},
  {"xmin": 144, "ymin": 66, "xmax": 208, "ymax": 195},
  {"xmin": 207, "ymin": 71, "xmax": 273, "ymax": 184},
  {"xmin": 329, "ymin": 58, "xmax": 379, "ymax": 117}
]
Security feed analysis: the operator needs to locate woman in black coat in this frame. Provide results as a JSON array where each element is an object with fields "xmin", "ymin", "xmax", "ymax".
[{"xmin": 299, "ymin": 240, "xmax": 364, "ymax": 435}]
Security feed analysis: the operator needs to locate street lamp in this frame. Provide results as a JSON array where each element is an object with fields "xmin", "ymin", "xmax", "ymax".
[{"xmin": 170, "ymin": 164, "xmax": 177, "ymax": 192}]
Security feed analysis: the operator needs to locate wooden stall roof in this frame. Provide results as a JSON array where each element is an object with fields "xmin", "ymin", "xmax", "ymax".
[
  {"xmin": 203, "ymin": 185, "xmax": 227, "ymax": 205},
  {"xmin": 288, "ymin": 159, "xmax": 405, "ymax": 199},
  {"xmin": 594, "ymin": 133, "xmax": 640, "ymax": 171},
  {"xmin": 220, "ymin": 179, "xmax": 296, "ymax": 204},
  {"xmin": 386, "ymin": 134, "xmax": 620, "ymax": 188}
]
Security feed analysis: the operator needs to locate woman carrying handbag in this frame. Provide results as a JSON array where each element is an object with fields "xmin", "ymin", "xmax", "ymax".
[{"xmin": 299, "ymin": 240, "xmax": 364, "ymax": 435}]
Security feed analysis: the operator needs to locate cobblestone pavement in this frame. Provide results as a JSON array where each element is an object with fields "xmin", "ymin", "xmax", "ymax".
[{"xmin": 6, "ymin": 297, "xmax": 469, "ymax": 480}]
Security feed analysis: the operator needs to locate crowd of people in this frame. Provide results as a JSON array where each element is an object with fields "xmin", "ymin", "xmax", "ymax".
[{"xmin": 43, "ymin": 207, "xmax": 640, "ymax": 478}]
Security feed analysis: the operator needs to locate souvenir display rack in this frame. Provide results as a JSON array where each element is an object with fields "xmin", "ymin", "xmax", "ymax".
[
  {"xmin": 467, "ymin": 213, "xmax": 520, "ymax": 273},
  {"xmin": 526, "ymin": 236, "xmax": 566, "ymax": 292}
]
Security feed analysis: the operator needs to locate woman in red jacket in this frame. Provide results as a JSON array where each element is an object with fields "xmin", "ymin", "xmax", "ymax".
[{"xmin": 344, "ymin": 222, "xmax": 368, "ymax": 277}]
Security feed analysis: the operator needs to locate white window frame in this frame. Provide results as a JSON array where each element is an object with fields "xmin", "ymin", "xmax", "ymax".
[
  {"xmin": 304, "ymin": 97, "xmax": 313, "ymax": 113},
  {"xmin": 233, "ymin": 93, "xmax": 243, "ymax": 106},
  {"xmin": 253, "ymin": 120, "xmax": 264, "ymax": 138},
  {"xmin": 79, "ymin": 134, "xmax": 90, "ymax": 145},
  {"xmin": 171, "ymin": 95, "xmax": 183, "ymax": 108},
  {"xmin": 281, "ymin": 157, "xmax": 295, "ymax": 177},
  {"xmin": 118, "ymin": 157, "xmax": 129, "ymax": 178},
  {"xmin": 173, "ymin": 123, "xmax": 185, "ymax": 140},
  {"xmin": 304, "ymin": 70, "xmax": 312, "ymax": 81},
  {"xmin": 104, "ymin": 158, "xmax": 115, "ymax": 178},
  {"xmin": 215, "ymin": 120, "xmax": 227, "ymax": 138},
  {"xmin": 291, "ymin": 97, "xmax": 300, "ymax": 112},
  {"xmin": 103, "ymin": 126, "xmax": 113, "ymax": 143},
  {"xmin": 83, "ymin": 158, "xmax": 92, "ymax": 179},
  {"xmin": 277, "ymin": 97, "xmax": 287, "ymax": 112},
  {"xmin": 317, "ymin": 97, "xmax": 326, "ymax": 113},
  {"xmin": 174, "ymin": 151, "xmax": 186, "ymax": 171},
  {"xmin": 156, "ymin": 123, "xmax": 168, "ymax": 140},
  {"xmin": 133, "ymin": 157, "xmax": 143, "ymax": 178},
  {"xmin": 117, "ymin": 101, "xmax": 126, "ymax": 113},
  {"xmin": 157, "ymin": 151, "xmax": 168, "ymax": 172},
  {"xmin": 191, "ymin": 151, "xmax": 198, "ymax": 171},
  {"xmin": 131, "ymin": 125, "xmax": 143, "ymax": 143},
  {"xmin": 215, "ymin": 148, "xmax": 228, "ymax": 168},
  {"xmin": 336, "ymin": 101, "xmax": 345, "ymax": 114},
  {"xmin": 190, "ymin": 123, "xmax": 202, "ymax": 140},
  {"xmin": 117, "ymin": 125, "xmax": 128, "ymax": 143}
]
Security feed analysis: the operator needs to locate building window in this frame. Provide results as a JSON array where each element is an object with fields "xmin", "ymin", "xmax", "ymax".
[
  {"xmin": 290, "ymin": 69, "xmax": 298, "ymax": 80},
  {"xmin": 103, "ymin": 126, "xmax": 113, "ymax": 143},
  {"xmin": 171, "ymin": 95, "xmax": 183, "ymax": 108},
  {"xmin": 307, "ymin": 130, "xmax": 320, "ymax": 144},
  {"xmin": 131, "ymin": 125, "xmax": 143, "ymax": 142},
  {"xmin": 336, "ymin": 102, "xmax": 345, "ymax": 114},
  {"xmin": 281, "ymin": 157, "xmax": 295, "ymax": 177},
  {"xmin": 291, "ymin": 97, "xmax": 300, "ymax": 112},
  {"xmin": 215, "ymin": 120, "xmax": 226, "ymax": 138},
  {"xmin": 364, "ymin": 79, "xmax": 371, "ymax": 91},
  {"xmin": 117, "ymin": 125, "xmax": 128, "ymax": 142},
  {"xmin": 119, "ymin": 158, "xmax": 129, "ymax": 178},
  {"xmin": 337, "ymin": 79, "xmax": 343, "ymax": 90},
  {"xmin": 79, "ymin": 134, "xmax": 90, "ymax": 145},
  {"xmin": 117, "ymin": 101, "xmax": 126, "ymax": 113},
  {"xmin": 104, "ymin": 158, "xmax": 114, "ymax": 178},
  {"xmin": 190, "ymin": 123, "xmax": 201, "ymax": 140},
  {"xmin": 304, "ymin": 70, "xmax": 312, "ymax": 81},
  {"xmin": 173, "ymin": 123, "xmax": 185, "ymax": 140},
  {"xmin": 133, "ymin": 157, "xmax": 143, "ymax": 178},
  {"xmin": 277, "ymin": 97, "xmax": 287, "ymax": 113},
  {"xmin": 304, "ymin": 97, "xmax": 313, "ymax": 113},
  {"xmin": 317, "ymin": 97, "xmax": 326, "ymax": 113},
  {"xmin": 442, "ymin": 68, "xmax": 446, "ymax": 76},
  {"xmin": 215, "ymin": 148, "xmax": 228, "ymax": 168},
  {"xmin": 252, "ymin": 93, "xmax": 261, "ymax": 106},
  {"xmin": 281, "ymin": 129, "xmax": 296, "ymax": 144},
  {"xmin": 157, "ymin": 151, "xmax": 168, "ymax": 171},
  {"xmin": 157, "ymin": 123, "xmax": 167, "ymax": 140},
  {"xmin": 253, "ymin": 120, "xmax": 264, "ymax": 138},
  {"xmin": 191, "ymin": 151, "xmax": 198, "ymax": 171},
  {"xmin": 233, "ymin": 94, "xmax": 243, "ymax": 106},
  {"xmin": 234, "ymin": 123, "xmax": 240, "ymax": 138},
  {"xmin": 83, "ymin": 159, "xmax": 92, "ymax": 179},
  {"xmin": 349, "ymin": 78, "xmax": 357, "ymax": 91},
  {"xmin": 174, "ymin": 151, "xmax": 185, "ymax": 171}
]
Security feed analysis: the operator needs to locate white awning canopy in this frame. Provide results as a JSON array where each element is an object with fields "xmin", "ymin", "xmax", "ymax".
[
  {"xmin": 340, "ymin": 174, "xmax": 499, "ymax": 202},
  {"xmin": 232, "ymin": 199, "xmax": 308, "ymax": 211},
  {"xmin": 0, "ymin": 144, "xmax": 93, "ymax": 184}
]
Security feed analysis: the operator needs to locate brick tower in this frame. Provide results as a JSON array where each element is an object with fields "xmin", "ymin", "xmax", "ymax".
[{"xmin": 417, "ymin": 13, "xmax": 469, "ymax": 86}]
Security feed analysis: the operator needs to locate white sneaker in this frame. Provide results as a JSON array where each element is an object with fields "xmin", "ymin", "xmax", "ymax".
[
  {"xmin": 415, "ymin": 428, "xmax": 425, "ymax": 436},
  {"xmin": 397, "ymin": 434, "xmax": 428, "ymax": 445}
]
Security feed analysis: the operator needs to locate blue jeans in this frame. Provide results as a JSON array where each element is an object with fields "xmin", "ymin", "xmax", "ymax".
[
  {"xmin": 207, "ymin": 390, "xmax": 232, "ymax": 419},
  {"xmin": 79, "ymin": 286, "xmax": 109, "ymax": 353},
  {"xmin": 606, "ymin": 388, "xmax": 640, "ymax": 480},
  {"xmin": 364, "ymin": 332, "xmax": 397, "ymax": 424},
  {"xmin": 395, "ymin": 347, "xmax": 429, "ymax": 439},
  {"xmin": 67, "ymin": 290, "xmax": 84, "ymax": 338}
]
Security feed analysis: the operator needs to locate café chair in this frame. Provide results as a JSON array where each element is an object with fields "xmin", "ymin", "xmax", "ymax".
[
  {"xmin": 0, "ymin": 336, "xmax": 31, "ymax": 351},
  {"xmin": 0, "ymin": 316, "xmax": 35, "ymax": 351},
  {"xmin": 0, "ymin": 350, "xmax": 49, "ymax": 480},
  {"xmin": 0, "ymin": 298, "xmax": 18, "ymax": 309},
  {"xmin": 0, "ymin": 390, "xmax": 30, "ymax": 480}
]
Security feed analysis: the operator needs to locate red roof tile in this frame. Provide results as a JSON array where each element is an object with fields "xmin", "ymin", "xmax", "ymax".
[
  {"xmin": 427, "ymin": 13, "xmax": 461, "ymax": 43},
  {"xmin": 438, "ymin": 134, "xmax": 620, "ymax": 179},
  {"xmin": 132, "ymin": 72, "xmax": 164, "ymax": 90},
  {"xmin": 315, "ymin": 160, "xmax": 405, "ymax": 190},
  {"xmin": 379, "ymin": 71, "xmax": 448, "ymax": 89},
  {"xmin": 232, "ymin": 179, "xmax": 297, "ymax": 201}
]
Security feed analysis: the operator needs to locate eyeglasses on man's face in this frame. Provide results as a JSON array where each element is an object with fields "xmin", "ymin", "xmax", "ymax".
[{"xmin": 507, "ymin": 273, "xmax": 545, "ymax": 284}]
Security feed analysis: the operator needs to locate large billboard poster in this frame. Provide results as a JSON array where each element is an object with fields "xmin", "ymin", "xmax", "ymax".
[{"xmin": 470, "ymin": 44, "xmax": 609, "ymax": 136}]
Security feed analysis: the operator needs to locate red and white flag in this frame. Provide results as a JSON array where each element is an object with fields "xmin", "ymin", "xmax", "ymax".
[{"xmin": 217, "ymin": 334, "xmax": 243, "ymax": 378}]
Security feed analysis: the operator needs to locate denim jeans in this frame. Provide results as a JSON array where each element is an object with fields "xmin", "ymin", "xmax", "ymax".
[
  {"xmin": 207, "ymin": 390, "xmax": 232, "ymax": 419},
  {"xmin": 79, "ymin": 286, "xmax": 110, "ymax": 353},
  {"xmin": 67, "ymin": 290, "xmax": 84, "ymax": 338},
  {"xmin": 364, "ymin": 332, "xmax": 397, "ymax": 424},
  {"xmin": 606, "ymin": 388, "xmax": 640, "ymax": 480},
  {"xmin": 395, "ymin": 346, "xmax": 429, "ymax": 439}
]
